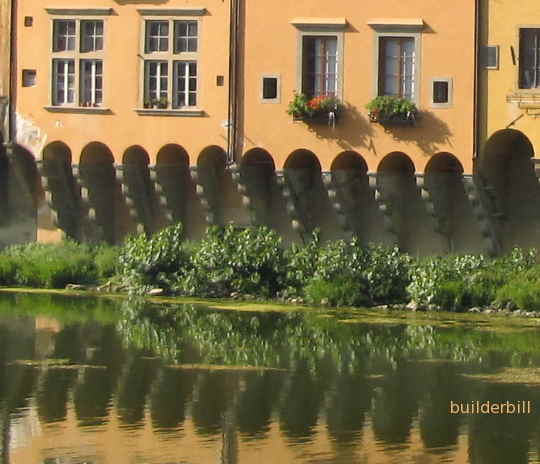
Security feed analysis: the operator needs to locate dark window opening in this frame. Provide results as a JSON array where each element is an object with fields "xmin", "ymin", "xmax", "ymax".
[
  {"xmin": 262, "ymin": 77, "xmax": 278, "ymax": 100},
  {"xmin": 519, "ymin": 28, "xmax": 540, "ymax": 89},
  {"xmin": 22, "ymin": 70, "xmax": 36, "ymax": 87},
  {"xmin": 433, "ymin": 81, "xmax": 449, "ymax": 104}
]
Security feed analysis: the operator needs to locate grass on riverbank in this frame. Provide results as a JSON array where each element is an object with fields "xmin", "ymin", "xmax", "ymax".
[{"xmin": 1, "ymin": 223, "xmax": 540, "ymax": 313}]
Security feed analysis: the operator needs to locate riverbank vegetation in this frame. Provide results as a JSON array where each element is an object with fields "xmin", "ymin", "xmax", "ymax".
[{"xmin": 1, "ymin": 223, "xmax": 540, "ymax": 313}]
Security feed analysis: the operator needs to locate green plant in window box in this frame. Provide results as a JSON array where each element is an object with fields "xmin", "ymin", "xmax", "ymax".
[
  {"xmin": 366, "ymin": 96, "xmax": 418, "ymax": 126},
  {"xmin": 287, "ymin": 92, "xmax": 342, "ymax": 126},
  {"xmin": 158, "ymin": 96, "xmax": 169, "ymax": 109},
  {"xmin": 143, "ymin": 98, "xmax": 153, "ymax": 109}
]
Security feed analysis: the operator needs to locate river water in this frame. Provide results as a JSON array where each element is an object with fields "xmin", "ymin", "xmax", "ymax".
[{"xmin": 1, "ymin": 292, "xmax": 540, "ymax": 463}]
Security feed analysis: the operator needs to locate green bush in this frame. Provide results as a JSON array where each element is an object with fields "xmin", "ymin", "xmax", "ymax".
[
  {"xmin": 180, "ymin": 225, "xmax": 286, "ymax": 298},
  {"xmin": 305, "ymin": 277, "xmax": 369, "ymax": 307},
  {"xmin": 282, "ymin": 229, "xmax": 321, "ymax": 296},
  {"xmin": 5, "ymin": 241, "xmax": 97, "ymax": 288},
  {"xmin": 0, "ymin": 255, "xmax": 18, "ymax": 285},
  {"xmin": 94, "ymin": 245, "xmax": 120, "ymax": 280},
  {"xmin": 305, "ymin": 239, "xmax": 411, "ymax": 306},
  {"xmin": 118, "ymin": 223, "xmax": 188, "ymax": 291},
  {"xmin": 496, "ymin": 264, "xmax": 540, "ymax": 311},
  {"xmin": 407, "ymin": 249, "xmax": 538, "ymax": 311}
]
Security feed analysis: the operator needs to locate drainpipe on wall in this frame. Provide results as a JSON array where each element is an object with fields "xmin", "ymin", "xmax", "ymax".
[
  {"xmin": 227, "ymin": 0, "xmax": 241, "ymax": 165},
  {"xmin": 472, "ymin": 0, "xmax": 481, "ymax": 173}
]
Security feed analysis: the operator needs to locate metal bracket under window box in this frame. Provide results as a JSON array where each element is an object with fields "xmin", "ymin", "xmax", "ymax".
[
  {"xmin": 368, "ymin": 111, "xmax": 417, "ymax": 127},
  {"xmin": 135, "ymin": 108, "xmax": 205, "ymax": 117},
  {"xmin": 292, "ymin": 111, "xmax": 340, "ymax": 128}
]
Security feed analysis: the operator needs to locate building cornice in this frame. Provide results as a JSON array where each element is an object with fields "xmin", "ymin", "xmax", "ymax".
[
  {"xmin": 137, "ymin": 8, "xmax": 207, "ymax": 16},
  {"xmin": 367, "ymin": 18, "xmax": 424, "ymax": 32},
  {"xmin": 45, "ymin": 8, "xmax": 114, "ymax": 16}
]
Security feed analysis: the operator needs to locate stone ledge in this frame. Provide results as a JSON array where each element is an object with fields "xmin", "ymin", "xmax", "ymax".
[
  {"xmin": 134, "ymin": 108, "xmax": 205, "ymax": 117},
  {"xmin": 44, "ymin": 106, "xmax": 112, "ymax": 114}
]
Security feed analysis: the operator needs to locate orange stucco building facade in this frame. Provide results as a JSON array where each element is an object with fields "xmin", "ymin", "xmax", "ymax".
[{"xmin": 0, "ymin": 0, "xmax": 517, "ymax": 255}]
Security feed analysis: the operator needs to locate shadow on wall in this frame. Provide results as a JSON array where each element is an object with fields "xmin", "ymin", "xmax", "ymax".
[
  {"xmin": 302, "ymin": 107, "xmax": 453, "ymax": 158},
  {"xmin": 0, "ymin": 145, "xmax": 40, "ymax": 246},
  {"xmin": 383, "ymin": 111, "xmax": 453, "ymax": 156},
  {"xmin": 301, "ymin": 103, "xmax": 375, "ymax": 152}
]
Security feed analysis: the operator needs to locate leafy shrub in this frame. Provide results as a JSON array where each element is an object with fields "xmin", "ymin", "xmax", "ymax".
[
  {"xmin": 305, "ymin": 277, "xmax": 370, "ymax": 307},
  {"xmin": 5, "ymin": 241, "xmax": 97, "ymax": 288},
  {"xmin": 305, "ymin": 239, "xmax": 411, "ymax": 306},
  {"xmin": 408, "ymin": 249, "xmax": 538, "ymax": 311},
  {"xmin": 496, "ymin": 264, "xmax": 540, "ymax": 311},
  {"xmin": 94, "ymin": 245, "xmax": 121, "ymax": 280},
  {"xmin": 0, "ymin": 255, "xmax": 18, "ymax": 285},
  {"xmin": 179, "ymin": 225, "xmax": 286, "ymax": 298},
  {"xmin": 118, "ymin": 223, "xmax": 188, "ymax": 291},
  {"xmin": 282, "ymin": 230, "xmax": 321, "ymax": 296}
]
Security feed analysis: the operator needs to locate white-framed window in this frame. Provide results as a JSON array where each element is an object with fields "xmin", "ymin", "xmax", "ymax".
[
  {"xmin": 174, "ymin": 61, "xmax": 197, "ymax": 107},
  {"xmin": 301, "ymin": 36, "xmax": 338, "ymax": 98},
  {"xmin": 140, "ymin": 18, "xmax": 199, "ymax": 109},
  {"xmin": 378, "ymin": 37, "xmax": 416, "ymax": 100},
  {"xmin": 81, "ymin": 59, "xmax": 103, "ymax": 106},
  {"xmin": 50, "ymin": 17, "xmax": 105, "ymax": 107},
  {"xmin": 53, "ymin": 59, "xmax": 75, "ymax": 104}
]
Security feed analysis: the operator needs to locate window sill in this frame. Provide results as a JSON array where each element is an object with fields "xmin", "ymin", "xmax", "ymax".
[
  {"xmin": 44, "ymin": 106, "xmax": 112, "ymax": 114},
  {"xmin": 134, "ymin": 108, "xmax": 205, "ymax": 117}
]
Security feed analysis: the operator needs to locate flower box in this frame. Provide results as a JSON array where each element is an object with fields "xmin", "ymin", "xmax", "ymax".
[
  {"xmin": 288, "ymin": 93, "xmax": 342, "ymax": 127},
  {"xmin": 366, "ymin": 96, "xmax": 418, "ymax": 127},
  {"xmin": 368, "ymin": 110, "xmax": 417, "ymax": 126}
]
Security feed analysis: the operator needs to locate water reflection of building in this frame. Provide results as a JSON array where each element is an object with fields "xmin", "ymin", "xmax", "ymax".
[
  {"xmin": 4, "ymin": 306, "xmax": 540, "ymax": 463},
  {"xmin": 34, "ymin": 317, "xmax": 61, "ymax": 360}
]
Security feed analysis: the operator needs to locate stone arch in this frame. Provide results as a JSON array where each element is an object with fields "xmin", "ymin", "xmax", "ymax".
[
  {"xmin": 425, "ymin": 153, "xmax": 482, "ymax": 253},
  {"xmin": 156, "ymin": 144, "xmax": 198, "ymax": 235},
  {"xmin": 196, "ymin": 145, "xmax": 247, "ymax": 227},
  {"xmin": 377, "ymin": 152, "xmax": 440, "ymax": 254},
  {"xmin": 41, "ymin": 141, "xmax": 80, "ymax": 239},
  {"xmin": 331, "ymin": 150, "xmax": 368, "ymax": 173},
  {"xmin": 0, "ymin": 145, "xmax": 40, "ymax": 244},
  {"xmin": 0, "ymin": 141, "xmax": 8, "ymax": 228},
  {"xmin": 239, "ymin": 148, "xmax": 276, "ymax": 226},
  {"xmin": 122, "ymin": 145, "xmax": 156, "ymax": 235},
  {"xmin": 283, "ymin": 149, "xmax": 341, "ymax": 240},
  {"xmin": 80, "ymin": 142, "xmax": 119, "ymax": 243},
  {"xmin": 329, "ymin": 151, "xmax": 373, "ymax": 240},
  {"xmin": 479, "ymin": 129, "xmax": 539, "ymax": 251}
]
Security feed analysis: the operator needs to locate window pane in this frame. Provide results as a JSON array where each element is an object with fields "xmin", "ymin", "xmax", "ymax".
[
  {"xmin": 520, "ymin": 29, "xmax": 540, "ymax": 89},
  {"xmin": 53, "ymin": 20, "xmax": 76, "ymax": 52},
  {"xmin": 174, "ymin": 21, "xmax": 198, "ymax": 53},
  {"xmin": 173, "ymin": 61, "xmax": 197, "ymax": 108},
  {"xmin": 380, "ymin": 37, "xmax": 415, "ymax": 99},
  {"xmin": 53, "ymin": 59, "xmax": 75, "ymax": 105},
  {"xmin": 302, "ymin": 36, "xmax": 338, "ymax": 98},
  {"xmin": 146, "ymin": 21, "xmax": 169, "ymax": 53},
  {"xmin": 145, "ymin": 60, "xmax": 169, "ymax": 102},
  {"xmin": 81, "ymin": 20, "xmax": 104, "ymax": 52}
]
